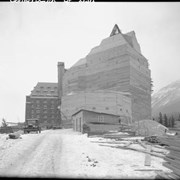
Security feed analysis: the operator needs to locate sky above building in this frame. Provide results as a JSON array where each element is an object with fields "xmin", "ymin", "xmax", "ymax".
[{"xmin": 0, "ymin": 2, "xmax": 180, "ymax": 123}]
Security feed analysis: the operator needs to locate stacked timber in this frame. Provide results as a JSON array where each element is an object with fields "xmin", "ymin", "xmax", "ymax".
[{"xmin": 158, "ymin": 135, "xmax": 180, "ymax": 178}]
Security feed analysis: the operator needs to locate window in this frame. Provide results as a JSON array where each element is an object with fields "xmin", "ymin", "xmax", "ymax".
[
  {"xmin": 36, "ymin": 110, "xmax": 40, "ymax": 113},
  {"xmin": 44, "ymin": 105, "xmax": 47, "ymax": 109},
  {"xmin": 120, "ymin": 108, "xmax": 122, "ymax": 111},
  {"xmin": 98, "ymin": 115, "xmax": 104, "ymax": 122},
  {"xmin": 106, "ymin": 107, "xmax": 109, "ymax": 110}
]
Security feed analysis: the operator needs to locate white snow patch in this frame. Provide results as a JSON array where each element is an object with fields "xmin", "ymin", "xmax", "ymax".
[
  {"xmin": 0, "ymin": 129, "xmax": 171, "ymax": 179},
  {"xmin": 58, "ymin": 129, "xmax": 171, "ymax": 179}
]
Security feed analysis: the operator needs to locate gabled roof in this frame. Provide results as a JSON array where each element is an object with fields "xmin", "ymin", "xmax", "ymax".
[
  {"xmin": 70, "ymin": 24, "xmax": 142, "ymax": 68},
  {"xmin": 30, "ymin": 82, "xmax": 59, "ymax": 97},
  {"xmin": 72, "ymin": 109, "xmax": 119, "ymax": 117},
  {"xmin": 110, "ymin": 24, "xmax": 121, "ymax": 37}
]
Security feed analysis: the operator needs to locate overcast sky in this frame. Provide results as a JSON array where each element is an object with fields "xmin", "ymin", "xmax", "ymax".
[{"xmin": 0, "ymin": 2, "xmax": 180, "ymax": 123}]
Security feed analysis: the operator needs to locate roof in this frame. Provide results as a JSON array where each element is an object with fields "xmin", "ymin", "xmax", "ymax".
[
  {"xmin": 68, "ymin": 24, "xmax": 142, "ymax": 69},
  {"xmin": 71, "ymin": 57, "xmax": 87, "ymax": 67},
  {"xmin": 89, "ymin": 24, "xmax": 141, "ymax": 55},
  {"xmin": 30, "ymin": 82, "xmax": 59, "ymax": 97},
  {"xmin": 110, "ymin": 24, "xmax": 121, "ymax": 37},
  {"xmin": 72, "ymin": 109, "xmax": 119, "ymax": 117}
]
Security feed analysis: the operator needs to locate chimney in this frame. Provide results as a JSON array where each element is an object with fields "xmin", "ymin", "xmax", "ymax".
[{"xmin": 57, "ymin": 62, "xmax": 65, "ymax": 98}]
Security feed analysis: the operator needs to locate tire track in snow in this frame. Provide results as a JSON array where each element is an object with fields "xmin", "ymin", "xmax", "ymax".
[{"xmin": 1, "ymin": 130, "xmax": 62, "ymax": 178}]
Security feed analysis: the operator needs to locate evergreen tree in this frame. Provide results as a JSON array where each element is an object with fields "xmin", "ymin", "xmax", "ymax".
[
  {"xmin": 171, "ymin": 115, "xmax": 175, "ymax": 128},
  {"xmin": 159, "ymin": 112, "xmax": 163, "ymax": 124},
  {"xmin": 178, "ymin": 114, "xmax": 180, "ymax": 121},
  {"xmin": 164, "ymin": 114, "xmax": 168, "ymax": 127},
  {"xmin": 167, "ymin": 117, "xmax": 170, "ymax": 127}
]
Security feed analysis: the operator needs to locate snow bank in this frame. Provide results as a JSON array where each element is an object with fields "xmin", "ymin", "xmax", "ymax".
[
  {"xmin": 131, "ymin": 119, "xmax": 168, "ymax": 136},
  {"xmin": 59, "ymin": 129, "xmax": 171, "ymax": 179}
]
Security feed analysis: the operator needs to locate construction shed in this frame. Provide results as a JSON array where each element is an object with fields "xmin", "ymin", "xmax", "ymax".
[{"xmin": 72, "ymin": 109, "xmax": 129, "ymax": 133}]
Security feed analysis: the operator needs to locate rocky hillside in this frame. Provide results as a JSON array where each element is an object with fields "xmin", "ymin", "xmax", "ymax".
[{"xmin": 152, "ymin": 80, "xmax": 180, "ymax": 117}]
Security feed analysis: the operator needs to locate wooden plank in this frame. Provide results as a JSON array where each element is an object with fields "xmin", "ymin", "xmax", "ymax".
[
  {"xmin": 168, "ymin": 150, "xmax": 180, "ymax": 158},
  {"xmin": 166, "ymin": 153, "xmax": 180, "ymax": 161},
  {"xmin": 164, "ymin": 156, "xmax": 180, "ymax": 169},
  {"xmin": 155, "ymin": 171, "xmax": 179, "ymax": 180},
  {"xmin": 134, "ymin": 169, "xmax": 163, "ymax": 171},
  {"xmin": 159, "ymin": 140, "xmax": 180, "ymax": 148},
  {"xmin": 99, "ymin": 144, "xmax": 164, "ymax": 158},
  {"xmin": 166, "ymin": 146, "xmax": 180, "ymax": 152},
  {"xmin": 137, "ymin": 139, "xmax": 147, "ymax": 149},
  {"xmin": 163, "ymin": 162, "xmax": 180, "ymax": 177},
  {"xmin": 144, "ymin": 145, "xmax": 151, "ymax": 166}
]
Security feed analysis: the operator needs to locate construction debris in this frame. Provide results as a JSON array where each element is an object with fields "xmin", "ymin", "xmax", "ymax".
[
  {"xmin": 157, "ymin": 135, "xmax": 180, "ymax": 178},
  {"xmin": 143, "ymin": 136, "xmax": 161, "ymax": 144},
  {"xmin": 8, "ymin": 132, "xmax": 22, "ymax": 139},
  {"xmin": 144, "ymin": 145, "xmax": 152, "ymax": 166}
]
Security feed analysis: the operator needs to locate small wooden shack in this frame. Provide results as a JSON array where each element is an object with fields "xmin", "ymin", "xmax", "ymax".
[{"xmin": 72, "ymin": 109, "xmax": 129, "ymax": 133}]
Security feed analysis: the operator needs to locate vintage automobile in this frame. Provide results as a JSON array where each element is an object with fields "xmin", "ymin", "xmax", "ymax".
[{"xmin": 24, "ymin": 119, "xmax": 41, "ymax": 134}]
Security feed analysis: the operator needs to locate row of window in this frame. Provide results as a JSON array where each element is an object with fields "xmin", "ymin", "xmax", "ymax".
[
  {"xmin": 92, "ymin": 107, "xmax": 129, "ymax": 113},
  {"xmin": 31, "ymin": 100, "xmax": 58, "ymax": 104},
  {"xmin": 31, "ymin": 110, "xmax": 59, "ymax": 114},
  {"xmin": 39, "ymin": 86, "xmax": 57, "ymax": 90},
  {"xmin": 35, "ymin": 90, "xmax": 56, "ymax": 93},
  {"xmin": 31, "ymin": 115, "xmax": 59, "ymax": 119},
  {"xmin": 31, "ymin": 104, "xmax": 57, "ymax": 108}
]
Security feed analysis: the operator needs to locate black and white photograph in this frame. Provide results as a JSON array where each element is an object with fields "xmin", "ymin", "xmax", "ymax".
[{"xmin": 0, "ymin": 2, "xmax": 180, "ymax": 179}]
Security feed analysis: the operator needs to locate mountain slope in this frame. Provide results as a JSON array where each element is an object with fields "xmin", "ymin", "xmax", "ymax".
[{"xmin": 152, "ymin": 80, "xmax": 180, "ymax": 116}]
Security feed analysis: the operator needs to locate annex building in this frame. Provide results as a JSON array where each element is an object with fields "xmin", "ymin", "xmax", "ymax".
[{"xmin": 25, "ymin": 82, "xmax": 61, "ymax": 128}]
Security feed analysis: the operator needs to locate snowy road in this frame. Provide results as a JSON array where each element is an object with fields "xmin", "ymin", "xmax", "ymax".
[
  {"xmin": 0, "ymin": 130, "xmax": 62, "ymax": 177},
  {"xmin": 0, "ymin": 129, "xmax": 171, "ymax": 178}
]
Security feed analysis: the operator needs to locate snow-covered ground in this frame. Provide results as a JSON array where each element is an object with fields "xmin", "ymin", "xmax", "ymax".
[{"xmin": 0, "ymin": 129, "xmax": 171, "ymax": 179}]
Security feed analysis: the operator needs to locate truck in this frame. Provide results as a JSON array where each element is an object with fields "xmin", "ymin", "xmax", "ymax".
[{"xmin": 24, "ymin": 119, "xmax": 41, "ymax": 134}]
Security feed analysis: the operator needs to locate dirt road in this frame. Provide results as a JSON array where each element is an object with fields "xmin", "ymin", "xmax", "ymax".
[{"xmin": 0, "ymin": 130, "xmax": 63, "ymax": 178}]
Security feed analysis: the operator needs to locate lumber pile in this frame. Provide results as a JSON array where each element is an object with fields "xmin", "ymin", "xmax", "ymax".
[{"xmin": 158, "ymin": 135, "xmax": 180, "ymax": 178}]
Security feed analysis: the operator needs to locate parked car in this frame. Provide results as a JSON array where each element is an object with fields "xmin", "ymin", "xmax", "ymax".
[{"xmin": 24, "ymin": 119, "xmax": 41, "ymax": 134}]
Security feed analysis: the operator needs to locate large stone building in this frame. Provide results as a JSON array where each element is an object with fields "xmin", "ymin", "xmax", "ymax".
[
  {"xmin": 25, "ymin": 82, "xmax": 61, "ymax": 127},
  {"xmin": 25, "ymin": 24, "xmax": 151, "ymax": 127},
  {"xmin": 60, "ymin": 24, "xmax": 151, "ymax": 123}
]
